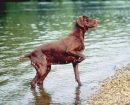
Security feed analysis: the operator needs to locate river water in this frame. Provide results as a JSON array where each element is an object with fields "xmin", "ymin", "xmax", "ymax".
[{"xmin": 0, "ymin": 1, "xmax": 130, "ymax": 105}]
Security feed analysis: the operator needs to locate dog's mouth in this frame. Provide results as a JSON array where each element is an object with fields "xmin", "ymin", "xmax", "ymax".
[
  {"xmin": 88, "ymin": 19, "xmax": 99, "ymax": 28},
  {"xmin": 94, "ymin": 19, "xmax": 100, "ymax": 27}
]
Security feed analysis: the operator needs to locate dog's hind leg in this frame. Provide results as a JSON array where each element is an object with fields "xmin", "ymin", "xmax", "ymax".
[
  {"xmin": 30, "ymin": 62, "xmax": 39, "ymax": 88},
  {"xmin": 30, "ymin": 73, "xmax": 38, "ymax": 88},
  {"xmin": 30, "ymin": 61, "xmax": 46, "ymax": 87},
  {"xmin": 37, "ymin": 65, "xmax": 51, "ymax": 87},
  {"xmin": 42, "ymin": 65, "xmax": 51, "ymax": 81}
]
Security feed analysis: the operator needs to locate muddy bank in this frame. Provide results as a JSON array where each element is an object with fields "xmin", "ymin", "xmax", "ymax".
[{"xmin": 87, "ymin": 64, "xmax": 130, "ymax": 105}]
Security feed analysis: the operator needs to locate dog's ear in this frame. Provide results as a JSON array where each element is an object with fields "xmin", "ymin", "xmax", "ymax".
[{"xmin": 76, "ymin": 16, "xmax": 84, "ymax": 27}]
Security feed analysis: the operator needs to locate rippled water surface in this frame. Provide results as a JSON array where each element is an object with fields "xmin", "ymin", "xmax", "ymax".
[{"xmin": 0, "ymin": 1, "xmax": 130, "ymax": 105}]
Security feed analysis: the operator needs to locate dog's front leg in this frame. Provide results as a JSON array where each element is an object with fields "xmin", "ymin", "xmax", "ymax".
[
  {"xmin": 72, "ymin": 63, "xmax": 82, "ymax": 86},
  {"xmin": 66, "ymin": 50, "xmax": 85, "ymax": 63}
]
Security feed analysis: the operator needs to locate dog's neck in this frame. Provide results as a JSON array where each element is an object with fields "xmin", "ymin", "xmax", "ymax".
[{"xmin": 70, "ymin": 23, "xmax": 88, "ymax": 39}]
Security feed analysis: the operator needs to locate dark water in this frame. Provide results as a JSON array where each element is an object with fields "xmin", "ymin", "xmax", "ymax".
[{"xmin": 0, "ymin": 1, "xmax": 130, "ymax": 105}]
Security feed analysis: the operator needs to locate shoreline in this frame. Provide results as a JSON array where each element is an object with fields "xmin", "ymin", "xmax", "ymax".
[{"xmin": 87, "ymin": 64, "xmax": 130, "ymax": 105}]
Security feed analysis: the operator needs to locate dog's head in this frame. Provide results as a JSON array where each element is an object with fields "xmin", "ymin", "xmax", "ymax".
[{"xmin": 76, "ymin": 16, "xmax": 99, "ymax": 28}]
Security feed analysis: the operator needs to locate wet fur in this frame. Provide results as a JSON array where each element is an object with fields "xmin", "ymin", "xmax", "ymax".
[{"xmin": 20, "ymin": 16, "xmax": 98, "ymax": 88}]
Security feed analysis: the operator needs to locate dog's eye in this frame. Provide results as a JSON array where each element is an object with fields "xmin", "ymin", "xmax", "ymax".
[
  {"xmin": 84, "ymin": 18, "xmax": 89, "ymax": 22},
  {"xmin": 84, "ymin": 17, "xmax": 89, "ymax": 21}
]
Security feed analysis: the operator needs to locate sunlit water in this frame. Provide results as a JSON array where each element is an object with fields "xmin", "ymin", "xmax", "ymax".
[{"xmin": 0, "ymin": 1, "xmax": 130, "ymax": 105}]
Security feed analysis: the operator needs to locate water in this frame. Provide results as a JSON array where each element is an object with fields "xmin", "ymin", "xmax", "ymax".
[{"xmin": 0, "ymin": 1, "xmax": 130, "ymax": 105}]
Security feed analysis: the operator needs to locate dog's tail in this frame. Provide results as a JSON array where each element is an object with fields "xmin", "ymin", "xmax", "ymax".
[{"xmin": 19, "ymin": 53, "xmax": 31, "ymax": 61}]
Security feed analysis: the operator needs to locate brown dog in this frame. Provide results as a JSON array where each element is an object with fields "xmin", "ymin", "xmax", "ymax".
[{"xmin": 20, "ymin": 16, "xmax": 98, "ymax": 88}]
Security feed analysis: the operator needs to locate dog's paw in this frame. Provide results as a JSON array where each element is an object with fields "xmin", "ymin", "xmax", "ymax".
[{"xmin": 74, "ymin": 56, "xmax": 85, "ymax": 63}]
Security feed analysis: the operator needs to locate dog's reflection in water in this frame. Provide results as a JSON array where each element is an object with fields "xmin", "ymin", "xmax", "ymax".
[
  {"xmin": 30, "ymin": 86, "xmax": 81, "ymax": 105},
  {"xmin": 74, "ymin": 86, "xmax": 81, "ymax": 105},
  {"xmin": 31, "ymin": 87, "xmax": 51, "ymax": 105}
]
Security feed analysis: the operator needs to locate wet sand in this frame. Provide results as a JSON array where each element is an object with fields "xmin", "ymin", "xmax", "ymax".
[{"xmin": 87, "ymin": 64, "xmax": 130, "ymax": 105}]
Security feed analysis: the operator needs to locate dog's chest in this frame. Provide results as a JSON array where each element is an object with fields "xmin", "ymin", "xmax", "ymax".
[{"xmin": 76, "ymin": 45, "xmax": 84, "ymax": 51}]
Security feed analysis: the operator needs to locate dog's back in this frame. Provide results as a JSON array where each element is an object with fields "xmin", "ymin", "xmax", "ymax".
[{"xmin": 19, "ymin": 16, "xmax": 99, "ymax": 88}]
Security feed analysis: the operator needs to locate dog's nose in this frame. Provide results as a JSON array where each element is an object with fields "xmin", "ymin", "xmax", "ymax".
[
  {"xmin": 95, "ymin": 19, "xmax": 100, "ymax": 23},
  {"xmin": 92, "ymin": 19, "xmax": 99, "ymax": 27}
]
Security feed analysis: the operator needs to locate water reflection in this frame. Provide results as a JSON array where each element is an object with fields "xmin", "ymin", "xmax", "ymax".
[
  {"xmin": 0, "ymin": 1, "xmax": 6, "ymax": 16},
  {"xmin": 30, "ymin": 86, "xmax": 82, "ymax": 105},
  {"xmin": 74, "ymin": 86, "xmax": 81, "ymax": 105},
  {"xmin": 31, "ymin": 88, "xmax": 51, "ymax": 105}
]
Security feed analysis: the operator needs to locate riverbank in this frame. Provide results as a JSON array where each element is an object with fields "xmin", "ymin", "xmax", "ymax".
[{"xmin": 87, "ymin": 64, "xmax": 130, "ymax": 105}]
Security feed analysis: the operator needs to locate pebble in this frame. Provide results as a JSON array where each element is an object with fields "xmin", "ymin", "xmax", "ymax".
[{"xmin": 87, "ymin": 64, "xmax": 130, "ymax": 105}]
